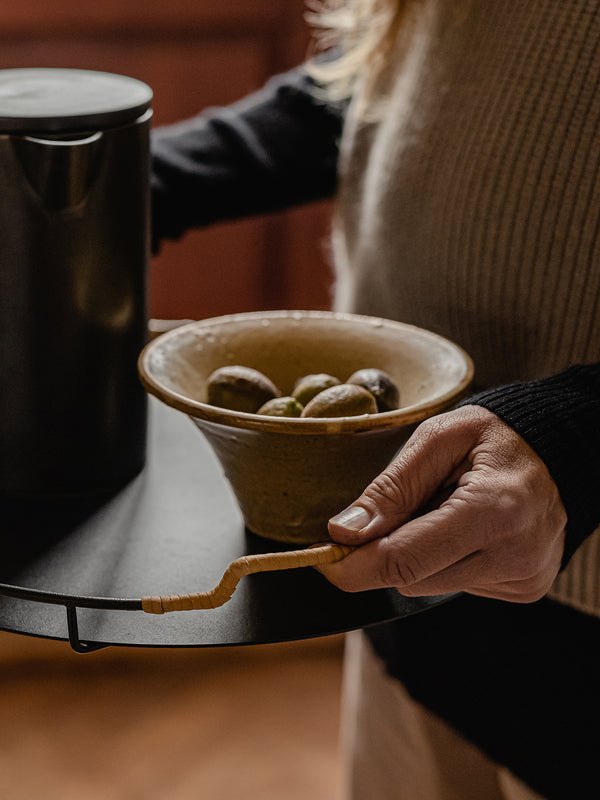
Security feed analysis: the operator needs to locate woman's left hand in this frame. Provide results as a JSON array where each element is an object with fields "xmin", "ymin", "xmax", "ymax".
[{"xmin": 317, "ymin": 405, "xmax": 567, "ymax": 602}]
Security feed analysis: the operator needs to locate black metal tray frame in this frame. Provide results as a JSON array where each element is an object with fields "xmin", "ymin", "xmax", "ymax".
[{"xmin": 0, "ymin": 401, "xmax": 455, "ymax": 654}]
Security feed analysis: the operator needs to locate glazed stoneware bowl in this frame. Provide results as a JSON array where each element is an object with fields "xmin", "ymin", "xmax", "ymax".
[{"xmin": 138, "ymin": 310, "xmax": 473, "ymax": 545}]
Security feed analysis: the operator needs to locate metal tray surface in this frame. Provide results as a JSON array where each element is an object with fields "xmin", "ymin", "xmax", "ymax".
[{"xmin": 0, "ymin": 400, "xmax": 455, "ymax": 650}]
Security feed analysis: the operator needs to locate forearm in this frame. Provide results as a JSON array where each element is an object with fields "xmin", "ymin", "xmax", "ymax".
[
  {"xmin": 151, "ymin": 65, "xmax": 344, "ymax": 246},
  {"xmin": 464, "ymin": 363, "xmax": 600, "ymax": 565}
]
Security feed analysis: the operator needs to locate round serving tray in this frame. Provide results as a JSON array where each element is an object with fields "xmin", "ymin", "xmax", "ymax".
[{"xmin": 0, "ymin": 399, "xmax": 455, "ymax": 652}]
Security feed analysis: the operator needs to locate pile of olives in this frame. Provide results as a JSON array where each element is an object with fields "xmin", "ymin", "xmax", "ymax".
[{"xmin": 206, "ymin": 366, "xmax": 400, "ymax": 418}]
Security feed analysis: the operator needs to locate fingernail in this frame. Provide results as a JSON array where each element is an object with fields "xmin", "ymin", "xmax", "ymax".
[{"xmin": 330, "ymin": 506, "xmax": 371, "ymax": 531}]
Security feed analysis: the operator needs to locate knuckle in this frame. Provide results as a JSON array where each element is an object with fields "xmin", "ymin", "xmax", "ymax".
[
  {"xmin": 513, "ymin": 587, "xmax": 548, "ymax": 604},
  {"xmin": 402, "ymin": 418, "xmax": 445, "ymax": 463},
  {"xmin": 489, "ymin": 544, "xmax": 541, "ymax": 583},
  {"xmin": 377, "ymin": 539, "xmax": 422, "ymax": 588},
  {"xmin": 363, "ymin": 466, "xmax": 411, "ymax": 514},
  {"xmin": 395, "ymin": 584, "xmax": 424, "ymax": 597},
  {"xmin": 477, "ymin": 485, "xmax": 527, "ymax": 545},
  {"xmin": 519, "ymin": 550, "xmax": 546, "ymax": 580},
  {"xmin": 415, "ymin": 414, "xmax": 448, "ymax": 442},
  {"xmin": 513, "ymin": 573, "xmax": 551, "ymax": 603}
]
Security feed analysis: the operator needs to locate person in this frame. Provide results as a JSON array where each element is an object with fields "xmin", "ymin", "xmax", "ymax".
[{"xmin": 151, "ymin": 1, "xmax": 600, "ymax": 797}]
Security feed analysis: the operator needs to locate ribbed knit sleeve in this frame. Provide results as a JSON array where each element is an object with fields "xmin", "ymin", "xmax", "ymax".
[
  {"xmin": 464, "ymin": 363, "xmax": 600, "ymax": 567},
  {"xmin": 151, "ymin": 65, "xmax": 343, "ymax": 247}
]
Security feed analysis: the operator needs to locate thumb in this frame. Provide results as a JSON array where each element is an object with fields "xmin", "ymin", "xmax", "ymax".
[{"xmin": 328, "ymin": 411, "xmax": 479, "ymax": 545}]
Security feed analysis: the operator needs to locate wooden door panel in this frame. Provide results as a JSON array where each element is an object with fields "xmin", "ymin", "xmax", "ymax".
[{"xmin": 0, "ymin": 36, "xmax": 266, "ymax": 117}]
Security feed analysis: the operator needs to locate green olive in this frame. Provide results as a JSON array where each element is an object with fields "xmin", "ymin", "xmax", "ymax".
[
  {"xmin": 292, "ymin": 373, "xmax": 341, "ymax": 406},
  {"xmin": 206, "ymin": 366, "xmax": 280, "ymax": 413},
  {"xmin": 257, "ymin": 396, "xmax": 304, "ymax": 417},
  {"xmin": 301, "ymin": 384, "xmax": 377, "ymax": 418},
  {"xmin": 347, "ymin": 368, "xmax": 400, "ymax": 412}
]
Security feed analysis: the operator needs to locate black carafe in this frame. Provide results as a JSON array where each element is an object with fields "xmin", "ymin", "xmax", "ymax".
[{"xmin": 0, "ymin": 68, "xmax": 153, "ymax": 498}]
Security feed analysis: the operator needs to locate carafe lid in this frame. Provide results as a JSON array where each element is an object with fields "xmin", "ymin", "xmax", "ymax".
[{"xmin": 0, "ymin": 68, "xmax": 152, "ymax": 134}]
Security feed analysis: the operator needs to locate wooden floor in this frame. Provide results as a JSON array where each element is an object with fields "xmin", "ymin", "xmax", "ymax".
[{"xmin": 0, "ymin": 633, "xmax": 344, "ymax": 800}]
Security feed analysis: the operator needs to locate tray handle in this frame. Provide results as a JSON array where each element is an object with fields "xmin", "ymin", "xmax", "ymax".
[{"xmin": 141, "ymin": 543, "xmax": 354, "ymax": 614}]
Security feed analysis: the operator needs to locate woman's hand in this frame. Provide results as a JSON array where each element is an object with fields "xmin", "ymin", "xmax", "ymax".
[{"xmin": 317, "ymin": 405, "xmax": 567, "ymax": 602}]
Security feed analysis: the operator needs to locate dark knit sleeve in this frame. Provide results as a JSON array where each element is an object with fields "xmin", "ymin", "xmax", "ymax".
[
  {"xmin": 151, "ymin": 64, "xmax": 344, "ymax": 247},
  {"xmin": 462, "ymin": 363, "xmax": 600, "ymax": 567}
]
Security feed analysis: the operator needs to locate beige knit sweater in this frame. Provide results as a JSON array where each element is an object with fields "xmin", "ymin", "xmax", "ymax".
[{"xmin": 332, "ymin": 0, "xmax": 600, "ymax": 616}]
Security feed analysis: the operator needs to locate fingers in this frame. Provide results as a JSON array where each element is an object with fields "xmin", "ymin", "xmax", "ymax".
[
  {"xmin": 319, "ymin": 493, "xmax": 562, "ymax": 601},
  {"xmin": 387, "ymin": 553, "xmax": 554, "ymax": 600},
  {"xmin": 318, "ymin": 501, "xmax": 477, "ymax": 593},
  {"xmin": 319, "ymin": 474, "xmax": 559, "ymax": 595},
  {"xmin": 317, "ymin": 526, "xmax": 554, "ymax": 601},
  {"xmin": 328, "ymin": 411, "xmax": 483, "ymax": 546},
  {"xmin": 319, "ymin": 405, "xmax": 567, "ymax": 604}
]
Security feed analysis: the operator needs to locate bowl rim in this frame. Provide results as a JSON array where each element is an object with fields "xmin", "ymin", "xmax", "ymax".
[{"xmin": 138, "ymin": 310, "xmax": 475, "ymax": 435}]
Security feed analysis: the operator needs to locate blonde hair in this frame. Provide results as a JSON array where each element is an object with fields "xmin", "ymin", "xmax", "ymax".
[{"xmin": 306, "ymin": 0, "xmax": 413, "ymax": 109}]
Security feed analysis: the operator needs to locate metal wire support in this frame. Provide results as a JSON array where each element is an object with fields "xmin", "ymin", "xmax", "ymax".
[
  {"xmin": 65, "ymin": 606, "xmax": 109, "ymax": 654},
  {"xmin": 0, "ymin": 581, "xmax": 143, "ymax": 654}
]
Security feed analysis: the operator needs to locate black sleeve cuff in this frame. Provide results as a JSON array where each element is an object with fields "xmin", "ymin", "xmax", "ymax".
[
  {"xmin": 151, "ymin": 64, "xmax": 344, "ymax": 247},
  {"xmin": 460, "ymin": 364, "xmax": 600, "ymax": 567}
]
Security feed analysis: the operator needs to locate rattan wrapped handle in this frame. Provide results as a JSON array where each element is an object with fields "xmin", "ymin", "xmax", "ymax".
[{"xmin": 141, "ymin": 542, "xmax": 354, "ymax": 614}]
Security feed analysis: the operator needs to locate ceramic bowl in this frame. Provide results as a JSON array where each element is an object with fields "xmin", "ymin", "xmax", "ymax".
[{"xmin": 138, "ymin": 310, "xmax": 473, "ymax": 544}]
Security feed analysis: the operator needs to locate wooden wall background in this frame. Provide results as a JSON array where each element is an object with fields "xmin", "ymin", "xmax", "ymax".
[{"xmin": 0, "ymin": 0, "xmax": 334, "ymax": 320}]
